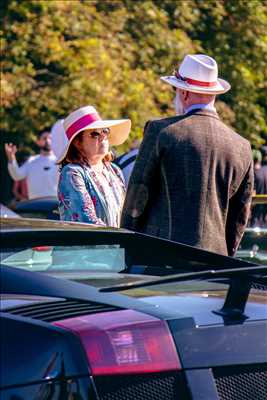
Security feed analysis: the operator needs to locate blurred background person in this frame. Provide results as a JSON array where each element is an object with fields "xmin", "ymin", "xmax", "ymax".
[
  {"xmin": 57, "ymin": 106, "xmax": 131, "ymax": 226},
  {"xmin": 11, "ymin": 149, "xmax": 29, "ymax": 203},
  {"xmin": 5, "ymin": 131, "xmax": 58, "ymax": 199},
  {"xmin": 251, "ymin": 148, "xmax": 267, "ymax": 227},
  {"xmin": 260, "ymin": 145, "xmax": 267, "ymax": 226},
  {"xmin": 261, "ymin": 146, "xmax": 267, "ymax": 167},
  {"xmin": 253, "ymin": 149, "xmax": 267, "ymax": 195}
]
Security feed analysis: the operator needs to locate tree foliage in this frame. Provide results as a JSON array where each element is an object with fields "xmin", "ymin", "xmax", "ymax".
[{"xmin": 1, "ymin": 0, "xmax": 266, "ymax": 155}]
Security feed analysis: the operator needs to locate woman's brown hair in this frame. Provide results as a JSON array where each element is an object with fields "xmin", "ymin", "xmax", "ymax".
[{"xmin": 59, "ymin": 130, "xmax": 114, "ymax": 169}]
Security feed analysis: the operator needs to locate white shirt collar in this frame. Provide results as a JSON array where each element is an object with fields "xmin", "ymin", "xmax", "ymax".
[{"xmin": 185, "ymin": 103, "xmax": 216, "ymax": 114}]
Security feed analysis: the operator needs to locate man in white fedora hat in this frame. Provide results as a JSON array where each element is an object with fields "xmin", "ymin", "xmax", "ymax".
[{"xmin": 121, "ymin": 54, "xmax": 254, "ymax": 256}]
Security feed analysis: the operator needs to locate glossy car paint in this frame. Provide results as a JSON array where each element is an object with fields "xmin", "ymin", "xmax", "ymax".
[{"xmin": 1, "ymin": 218, "xmax": 267, "ymax": 400}]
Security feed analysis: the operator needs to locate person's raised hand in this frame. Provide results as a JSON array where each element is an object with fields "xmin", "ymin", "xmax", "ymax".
[{"xmin": 5, "ymin": 143, "xmax": 17, "ymax": 162}]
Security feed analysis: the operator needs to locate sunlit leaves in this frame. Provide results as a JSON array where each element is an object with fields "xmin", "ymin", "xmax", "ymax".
[{"xmin": 1, "ymin": 0, "xmax": 266, "ymax": 151}]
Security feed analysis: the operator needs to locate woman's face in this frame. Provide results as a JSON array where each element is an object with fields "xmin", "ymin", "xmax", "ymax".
[{"xmin": 76, "ymin": 128, "xmax": 110, "ymax": 161}]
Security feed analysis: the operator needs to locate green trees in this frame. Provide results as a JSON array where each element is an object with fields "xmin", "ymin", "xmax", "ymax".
[
  {"xmin": 185, "ymin": 0, "xmax": 267, "ymax": 147},
  {"xmin": 1, "ymin": 0, "xmax": 266, "ymax": 154}
]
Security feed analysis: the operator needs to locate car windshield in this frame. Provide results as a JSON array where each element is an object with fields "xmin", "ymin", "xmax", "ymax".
[{"xmin": 1, "ymin": 245, "xmax": 126, "ymax": 273}]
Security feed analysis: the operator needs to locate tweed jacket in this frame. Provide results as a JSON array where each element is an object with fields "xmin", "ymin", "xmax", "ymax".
[{"xmin": 121, "ymin": 109, "xmax": 254, "ymax": 256}]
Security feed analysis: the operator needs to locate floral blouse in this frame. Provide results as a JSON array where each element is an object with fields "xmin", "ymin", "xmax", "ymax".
[{"xmin": 58, "ymin": 162, "xmax": 126, "ymax": 227}]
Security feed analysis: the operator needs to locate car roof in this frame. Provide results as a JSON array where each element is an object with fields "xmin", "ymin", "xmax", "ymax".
[{"xmin": 0, "ymin": 217, "xmax": 129, "ymax": 233}]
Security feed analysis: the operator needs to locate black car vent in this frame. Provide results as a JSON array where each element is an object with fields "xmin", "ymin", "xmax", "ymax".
[
  {"xmin": 213, "ymin": 364, "xmax": 267, "ymax": 400},
  {"xmin": 93, "ymin": 372, "xmax": 190, "ymax": 400},
  {"xmin": 5, "ymin": 299, "xmax": 121, "ymax": 322}
]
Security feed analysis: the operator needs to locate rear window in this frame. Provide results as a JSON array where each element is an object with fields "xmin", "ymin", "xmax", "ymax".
[{"xmin": 1, "ymin": 245, "xmax": 125, "ymax": 273}]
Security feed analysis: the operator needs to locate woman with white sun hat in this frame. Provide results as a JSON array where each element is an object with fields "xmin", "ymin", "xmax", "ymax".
[{"xmin": 57, "ymin": 105, "xmax": 131, "ymax": 226}]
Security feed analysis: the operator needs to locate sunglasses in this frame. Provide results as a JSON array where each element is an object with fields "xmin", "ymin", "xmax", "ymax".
[{"xmin": 88, "ymin": 128, "xmax": 111, "ymax": 139}]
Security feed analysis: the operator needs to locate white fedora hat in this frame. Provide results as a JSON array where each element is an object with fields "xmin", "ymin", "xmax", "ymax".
[
  {"xmin": 161, "ymin": 54, "xmax": 231, "ymax": 94},
  {"xmin": 57, "ymin": 106, "xmax": 131, "ymax": 163}
]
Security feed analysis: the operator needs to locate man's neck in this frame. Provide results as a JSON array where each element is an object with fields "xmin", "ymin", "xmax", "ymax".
[{"xmin": 185, "ymin": 101, "xmax": 216, "ymax": 114}]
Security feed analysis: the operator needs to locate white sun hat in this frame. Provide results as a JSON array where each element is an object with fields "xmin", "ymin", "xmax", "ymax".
[
  {"xmin": 57, "ymin": 106, "xmax": 131, "ymax": 163},
  {"xmin": 161, "ymin": 54, "xmax": 231, "ymax": 94}
]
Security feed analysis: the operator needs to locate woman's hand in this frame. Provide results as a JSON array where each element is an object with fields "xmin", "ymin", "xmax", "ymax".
[{"xmin": 5, "ymin": 143, "xmax": 17, "ymax": 162}]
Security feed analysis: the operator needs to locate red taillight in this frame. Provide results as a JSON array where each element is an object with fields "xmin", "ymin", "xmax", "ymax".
[
  {"xmin": 32, "ymin": 246, "xmax": 53, "ymax": 252},
  {"xmin": 53, "ymin": 310, "xmax": 181, "ymax": 375}
]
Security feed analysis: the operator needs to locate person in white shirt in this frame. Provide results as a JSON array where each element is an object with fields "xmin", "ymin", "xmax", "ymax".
[{"xmin": 5, "ymin": 131, "xmax": 58, "ymax": 199}]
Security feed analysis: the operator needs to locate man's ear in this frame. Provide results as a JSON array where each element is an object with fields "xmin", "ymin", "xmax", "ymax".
[
  {"xmin": 184, "ymin": 91, "xmax": 190, "ymax": 101},
  {"xmin": 180, "ymin": 90, "xmax": 187, "ymax": 101}
]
